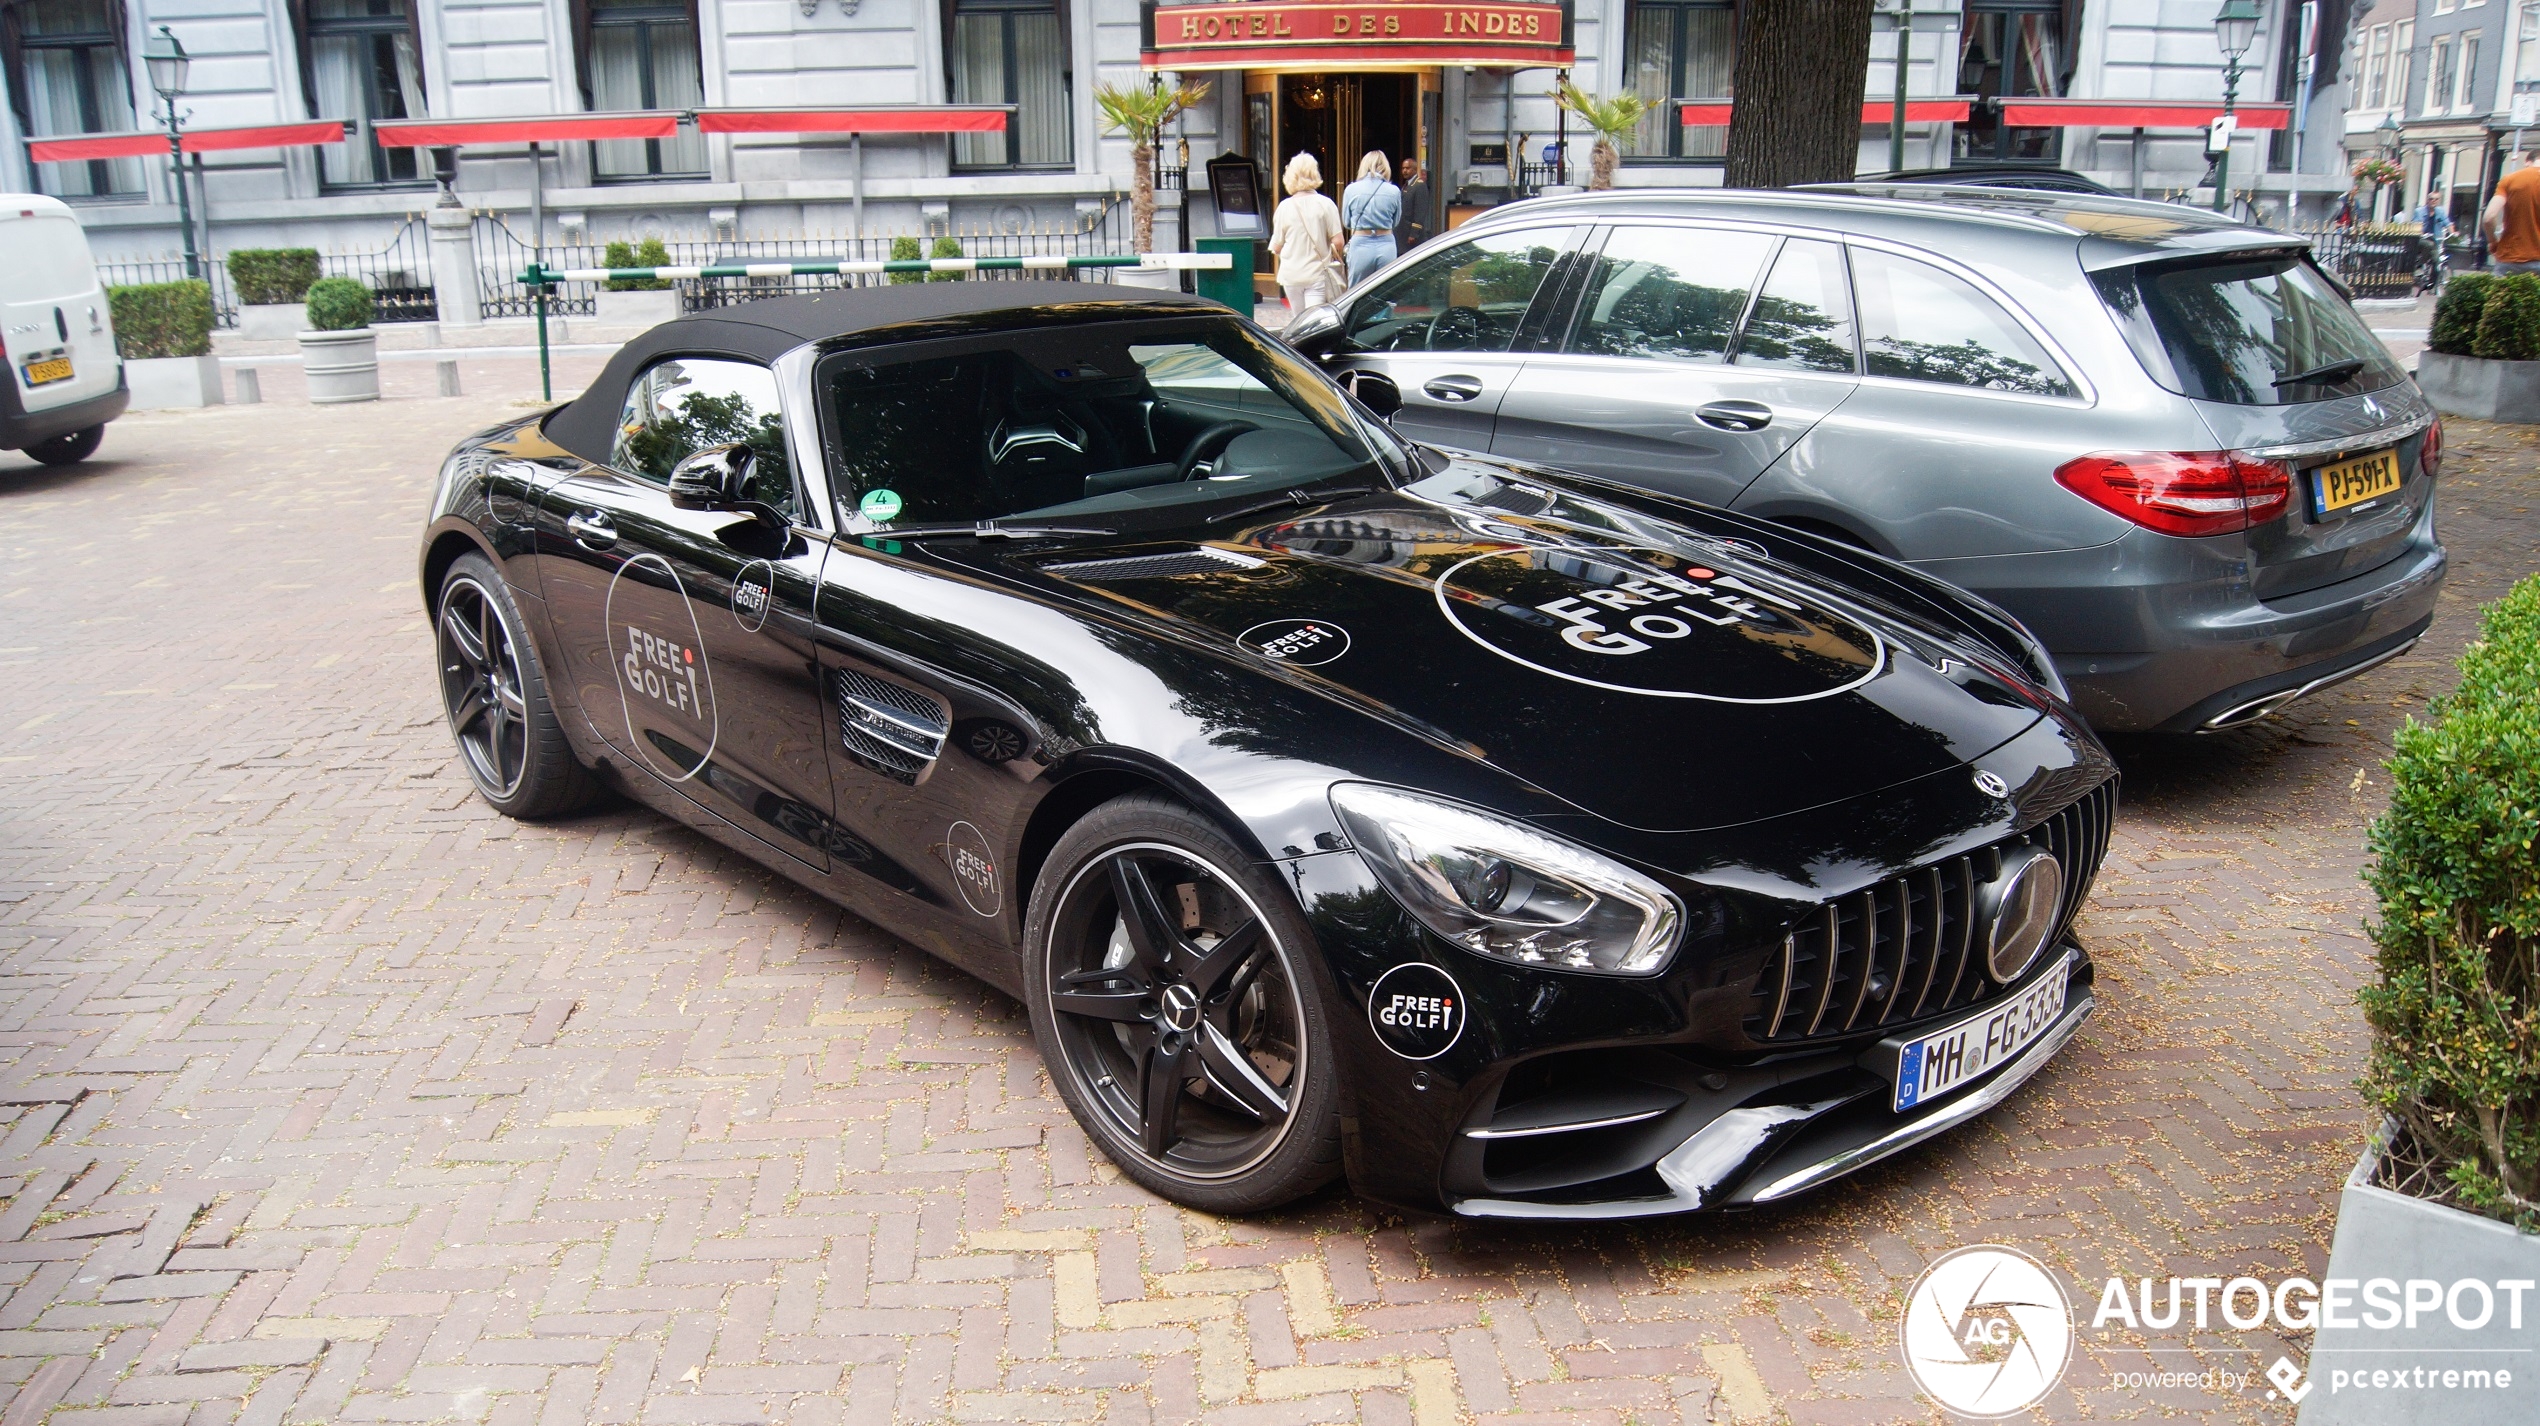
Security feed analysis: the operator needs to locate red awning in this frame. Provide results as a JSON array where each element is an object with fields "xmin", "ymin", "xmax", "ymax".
[
  {"xmin": 1998, "ymin": 99, "xmax": 2291, "ymax": 130},
  {"xmin": 1679, "ymin": 100, "xmax": 1972, "ymax": 125},
  {"xmin": 699, "ymin": 107, "xmax": 1008, "ymax": 135},
  {"xmin": 27, "ymin": 120, "xmax": 346, "ymax": 163},
  {"xmin": 373, "ymin": 113, "xmax": 680, "ymax": 147}
]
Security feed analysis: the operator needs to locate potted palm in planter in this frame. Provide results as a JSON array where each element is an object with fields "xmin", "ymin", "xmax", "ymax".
[
  {"xmin": 1095, "ymin": 78, "xmax": 1209, "ymax": 287},
  {"xmin": 108, "ymin": 279, "xmax": 222, "ymax": 409},
  {"xmin": 298, "ymin": 277, "xmax": 378, "ymax": 404},
  {"xmin": 227, "ymin": 248, "xmax": 321, "ymax": 340},
  {"xmin": 2303, "ymin": 574, "xmax": 2540, "ymax": 1425},
  {"xmin": 1554, "ymin": 82, "xmax": 1651, "ymax": 192},
  {"xmin": 2417, "ymin": 273, "xmax": 2540, "ymax": 423}
]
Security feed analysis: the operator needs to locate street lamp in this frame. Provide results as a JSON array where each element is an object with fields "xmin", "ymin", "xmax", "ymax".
[
  {"xmin": 143, "ymin": 26, "xmax": 200, "ymax": 281},
  {"xmin": 2212, "ymin": 0, "xmax": 2262, "ymax": 212}
]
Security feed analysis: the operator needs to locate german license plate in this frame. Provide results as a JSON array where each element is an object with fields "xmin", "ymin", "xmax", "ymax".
[
  {"xmin": 21, "ymin": 354, "xmax": 72, "ymax": 386},
  {"xmin": 1890, "ymin": 955, "xmax": 2070, "ymax": 1112},
  {"xmin": 2313, "ymin": 447, "xmax": 2401, "ymax": 516}
]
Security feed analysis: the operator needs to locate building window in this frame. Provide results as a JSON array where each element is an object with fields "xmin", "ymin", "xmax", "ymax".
[
  {"xmin": 2459, "ymin": 34, "xmax": 2482, "ymax": 112},
  {"xmin": 582, "ymin": 0, "xmax": 707, "ymax": 180},
  {"xmin": 948, "ymin": 0, "xmax": 1071, "ymax": 170},
  {"xmin": 1956, "ymin": 1, "xmax": 2068, "ymax": 164},
  {"xmin": 9, "ymin": 0, "xmax": 141, "ymax": 199},
  {"xmin": 2366, "ymin": 25, "xmax": 2391, "ymax": 109},
  {"xmin": 304, "ymin": 0, "xmax": 429, "ymax": 188},
  {"xmin": 2519, "ymin": 3, "xmax": 2540, "ymax": 90},
  {"xmin": 1620, "ymin": 1, "xmax": 1734, "ymax": 160},
  {"xmin": 2432, "ymin": 35, "xmax": 2457, "ymax": 114}
]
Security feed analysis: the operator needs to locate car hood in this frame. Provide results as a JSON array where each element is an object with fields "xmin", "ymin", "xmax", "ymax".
[{"xmin": 945, "ymin": 468, "xmax": 2051, "ymax": 833}]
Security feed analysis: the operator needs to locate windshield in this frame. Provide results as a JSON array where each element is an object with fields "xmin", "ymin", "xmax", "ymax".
[
  {"xmin": 820, "ymin": 314, "xmax": 1387, "ymax": 529},
  {"xmin": 2092, "ymin": 252, "xmax": 2404, "ymax": 406}
]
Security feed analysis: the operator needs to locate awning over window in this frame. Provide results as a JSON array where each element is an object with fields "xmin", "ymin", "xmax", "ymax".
[
  {"xmin": 26, "ymin": 120, "xmax": 347, "ymax": 163},
  {"xmin": 698, "ymin": 107, "xmax": 1010, "ymax": 135},
  {"xmin": 1997, "ymin": 99, "xmax": 2292, "ymax": 129},
  {"xmin": 1677, "ymin": 99, "xmax": 1972, "ymax": 126},
  {"xmin": 372, "ymin": 113, "xmax": 680, "ymax": 147},
  {"xmin": 1141, "ymin": 0, "xmax": 1573, "ymax": 71}
]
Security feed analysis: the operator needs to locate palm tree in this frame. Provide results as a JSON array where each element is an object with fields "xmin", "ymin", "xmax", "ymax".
[
  {"xmin": 1096, "ymin": 78, "xmax": 1213, "ymax": 253},
  {"xmin": 1556, "ymin": 81, "xmax": 1652, "ymax": 191}
]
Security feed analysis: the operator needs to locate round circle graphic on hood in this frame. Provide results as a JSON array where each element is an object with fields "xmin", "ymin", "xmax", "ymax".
[{"xmin": 1433, "ymin": 544, "xmax": 1884, "ymax": 702}]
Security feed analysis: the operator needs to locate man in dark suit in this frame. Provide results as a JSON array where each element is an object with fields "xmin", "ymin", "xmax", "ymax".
[{"xmin": 1396, "ymin": 158, "xmax": 1433, "ymax": 255}]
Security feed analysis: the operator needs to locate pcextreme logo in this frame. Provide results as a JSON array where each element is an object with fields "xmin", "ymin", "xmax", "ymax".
[{"xmin": 1900, "ymin": 1245, "xmax": 2075, "ymax": 1418}]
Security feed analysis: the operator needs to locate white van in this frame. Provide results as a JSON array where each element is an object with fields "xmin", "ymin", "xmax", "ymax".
[{"xmin": 2, "ymin": 195, "xmax": 127, "ymax": 466}]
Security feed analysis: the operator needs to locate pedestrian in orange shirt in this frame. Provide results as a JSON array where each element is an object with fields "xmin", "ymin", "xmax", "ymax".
[{"xmin": 2483, "ymin": 150, "xmax": 2540, "ymax": 273}]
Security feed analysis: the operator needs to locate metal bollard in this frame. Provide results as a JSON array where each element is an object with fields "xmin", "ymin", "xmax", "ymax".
[
  {"xmin": 437, "ymin": 359, "xmax": 461, "ymax": 397},
  {"xmin": 234, "ymin": 367, "xmax": 261, "ymax": 404}
]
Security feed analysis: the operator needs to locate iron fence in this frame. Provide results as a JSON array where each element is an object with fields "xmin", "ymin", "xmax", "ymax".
[
  {"xmin": 2300, "ymin": 223, "xmax": 2434, "ymax": 299},
  {"xmin": 97, "ymin": 221, "xmax": 436, "ymax": 329},
  {"xmin": 94, "ymin": 257, "xmax": 240, "ymax": 329}
]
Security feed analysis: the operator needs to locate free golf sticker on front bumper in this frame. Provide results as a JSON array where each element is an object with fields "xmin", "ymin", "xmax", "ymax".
[{"xmin": 1891, "ymin": 954, "xmax": 2071, "ymax": 1111}]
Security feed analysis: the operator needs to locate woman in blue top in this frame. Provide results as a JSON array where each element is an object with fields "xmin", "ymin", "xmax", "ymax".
[{"xmin": 1340, "ymin": 151, "xmax": 1404, "ymax": 288}]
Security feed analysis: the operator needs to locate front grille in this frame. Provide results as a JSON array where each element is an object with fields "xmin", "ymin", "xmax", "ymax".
[
  {"xmin": 1747, "ymin": 779, "xmax": 2115, "ymax": 1043},
  {"xmin": 1043, "ymin": 547, "xmax": 1263, "ymax": 581},
  {"xmin": 835, "ymin": 668, "xmax": 948, "ymax": 784}
]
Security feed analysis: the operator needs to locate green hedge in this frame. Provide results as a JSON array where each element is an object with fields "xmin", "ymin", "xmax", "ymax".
[
  {"xmin": 106, "ymin": 280, "xmax": 213, "ymax": 359},
  {"xmin": 928, "ymin": 235, "xmax": 965, "ymax": 283},
  {"xmin": 2473, "ymin": 274, "xmax": 2540, "ymax": 361},
  {"xmin": 2360, "ymin": 573, "xmax": 2540, "ymax": 1226},
  {"xmin": 604, "ymin": 238, "xmax": 671, "ymax": 291},
  {"xmin": 304, "ymin": 276, "xmax": 373, "ymax": 331},
  {"xmin": 887, "ymin": 235, "xmax": 924, "ymax": 286},
  {"xmin": 2429, "ymin": 273, "xmax": 2493, "ymax": 356},
  {"xmin": 224, "ymin": 248, "xmax": 321, "ymax": 306}
]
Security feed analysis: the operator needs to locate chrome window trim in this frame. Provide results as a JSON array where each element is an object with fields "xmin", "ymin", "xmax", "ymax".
[{"xmin": 2236, "ymin": 413, "xmax": 2436, "ymax": 463}]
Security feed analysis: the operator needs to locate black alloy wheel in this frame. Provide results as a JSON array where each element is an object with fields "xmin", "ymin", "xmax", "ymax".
[
  {"xmin": 434, "ymin": 553, "xmax": 598, "ymax": 819},
  {"xmin": 1026, "ymin": 796, "xmax": 1342, "ymax": 1212},
  {"xmin": 24, "ymin": 424, "xmax": 103, "ymax": 466}
]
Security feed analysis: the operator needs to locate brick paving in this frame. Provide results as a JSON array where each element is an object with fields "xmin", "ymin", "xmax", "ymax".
[{"xmin": 1, "ymin": 387, "xmax": 2535, "ymax": 1426}]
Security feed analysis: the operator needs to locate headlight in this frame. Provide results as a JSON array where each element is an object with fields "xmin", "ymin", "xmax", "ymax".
[{"xmin": 1329, "ymin": 783, "xmax": 1682, "ymax": 975}]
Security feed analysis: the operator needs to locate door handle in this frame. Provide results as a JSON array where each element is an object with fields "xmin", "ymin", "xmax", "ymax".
[
  {"xmin": 566, "ymin": 511, "xmax": 618, "ymax": 550},
  {"xmin": 1695, "ymin": 400, "xmax": 1774, "ymax": 432},
  {"xmin": 1423, "ymin": 375, "xmax": 1486, "ymax": 402}
]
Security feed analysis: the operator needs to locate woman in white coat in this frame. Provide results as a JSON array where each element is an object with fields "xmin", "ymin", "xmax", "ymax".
[{"xmin": 1268, "ymin": 152, "xmax": 1344, "ymax": 316}]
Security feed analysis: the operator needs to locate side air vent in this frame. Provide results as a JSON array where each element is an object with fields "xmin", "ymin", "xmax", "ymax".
[
  {"xmin": 835, "ymin": 668, "xmax": 949, "ymax": 784},
  {"xmin": 1043, "ymin": 547, "xmax": 1266, "ymax": 581},
  {"xmin": 1475, "ymin": 482, "xmax": 1553, "ymax": 515}
]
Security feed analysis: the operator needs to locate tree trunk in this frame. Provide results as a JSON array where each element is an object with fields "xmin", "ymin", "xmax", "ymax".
[
  {"xmin": 1724, "ymin": 0, "xmax": 1876, "ymax": 189},
  {"xmin": 1590, "ymin": 139, "xmax": 1618, "ymax": 191},
  {"xmin": 1132, "ymin": 141, "xmax": 1156, "ymax": 253}
]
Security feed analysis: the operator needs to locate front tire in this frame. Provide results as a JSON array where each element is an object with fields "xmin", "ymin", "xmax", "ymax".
[
  {"xmin": 1024, "ymin": 795, "xmax": 1343, "ymax": 1213},
  {"xmin": 24, "ymin": 424, "xmax": 103, "ymax": 466},
  {"xmin": 435, "ymin": 552, "xmax": 598, "ymax": 819}
]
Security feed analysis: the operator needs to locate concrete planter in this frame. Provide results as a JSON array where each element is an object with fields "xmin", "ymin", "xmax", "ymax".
[
  {"xmin": 2414, "ymin": 351, "xmax": 2540, "ymax": 423},
  {"xmin": 236, "ymin": 303, "xmax": 312, "ymax": 341},
  {"xmin": 297, "ymin": 327, "xmax": 379, "ymax": 404},
  {"xmin": 124, "ymin": 355, "xmax": 225, "ymax": 410},
  {"xmin": 595, "ymin": 288, "xmax": 680, "ymax": 327},
  {"xmin": 2298, "ymin": 1120, "xmax": 2540, "ymax": 1425}
]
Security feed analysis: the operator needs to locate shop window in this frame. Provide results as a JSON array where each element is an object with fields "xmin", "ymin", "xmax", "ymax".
[
  {"xmin": 580, "ymin": 0, "xmax": 707, "ymax": 180},
  {"xmin": 299, "ymin": 0, "xmax": 430, "ymax": 188},
  {"xmin": 1621, "ymin": 1, "xmax": 1733, "ymax": 161},
  {"xmin": 1955, "ymin": 1, "xmax": 2069, "ymax": 165},
  {"xmin": 949, "ymin": 0, "xmax": 1072, "ymax": 170},
  {"xmin": 7, "ymin": 0, "xmax": 142, "ymax": 199}
]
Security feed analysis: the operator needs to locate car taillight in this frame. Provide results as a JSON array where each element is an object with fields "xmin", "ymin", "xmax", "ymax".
[
  {"xmin": 2419, "ymin": 418, "xmax": 2444, "ymax": 480},
  {"xmin": 2053, "ymin": 450, "xmax": 2292, "ymax": 538}
]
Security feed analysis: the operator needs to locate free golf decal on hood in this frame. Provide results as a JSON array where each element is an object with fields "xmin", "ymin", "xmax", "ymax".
[{"xmin": 1433, "ymin": 543, "xmax": 1886, "ymax": 702}]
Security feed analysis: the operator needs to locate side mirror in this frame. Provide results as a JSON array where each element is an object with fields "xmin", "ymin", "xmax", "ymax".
[
  {"xmin": 1341, "ymin": 369, "xmax": 1402, "ymax": 422},
  {"xmin": 668, "ymin": 442, "xmax": 752, "ymax": 510},
  {"xmin": 1282, "ymin": 302, "xmax": 1344, "ymax": 354}
]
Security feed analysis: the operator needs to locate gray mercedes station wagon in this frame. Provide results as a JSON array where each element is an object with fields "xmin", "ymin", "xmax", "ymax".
[{"xmin": 1281, "ymin": 186, "xmax": 2446, "ymax": 733}]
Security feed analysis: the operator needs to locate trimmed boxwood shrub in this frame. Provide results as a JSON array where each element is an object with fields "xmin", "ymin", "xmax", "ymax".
[
  {"xmin": 304, "ymin": 276, "xmax": 373, "ymax": 331},
  {"xmin": 106, "ymin": 280, "xmax": 213, "ymax": 359},
  {"xmin": 2472, "ymin": 274, "xmax": 2540, "ymax": 361},
  {"xmin": 604, "ymin": 238, "xmax": 672, "ymax": 291},
  {"xmin": 2429, "ymin": 272, "xmax": 2493, "ymax": 356},
  {"xmin": 2360, "ymin": 573, "xmax": 2540, "ymax": 1226},
  {"xmin": 928, "ymin": 234, "xmax": 965, "ymax": 283},
  {"xmin": 225, "ymin": 248, "xmax": 321, "ymax": 306},
  {"xmin": 887, "ymin": 235, "xmax": 924, "ymax": 285}
]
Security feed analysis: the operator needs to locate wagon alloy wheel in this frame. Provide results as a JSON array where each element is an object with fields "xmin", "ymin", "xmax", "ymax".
[{"xmin": 438, "ymin": 577, "xmax": 530, "ymax": 798}]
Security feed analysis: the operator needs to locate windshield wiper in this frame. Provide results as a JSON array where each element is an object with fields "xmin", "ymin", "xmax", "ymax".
[
  {"xmin": 868, "ymin": 521, "xmax": 1114, "ymax": 541},
  {"xmin": 2273, "ymin": 357, "xmax": 2368, "ymax": 387},
  {"xmin": 1214, "ymin": 484, "xmax": 1386, "ymax": 525}
]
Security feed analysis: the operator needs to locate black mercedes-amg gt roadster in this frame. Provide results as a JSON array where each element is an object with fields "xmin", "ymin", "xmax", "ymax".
[{"xmin": 419, "ymin": 283, "xmax": 2114, "ymax": 1218}]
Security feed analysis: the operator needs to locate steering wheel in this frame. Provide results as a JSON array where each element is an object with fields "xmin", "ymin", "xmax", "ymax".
[
  {"xmin": 1425, "ymin": 306, "xmax": 1486, "ymax": 351},
  {"xmin": 1175, "ymin": 421, "xmax": 1257, "ymax": 482}
]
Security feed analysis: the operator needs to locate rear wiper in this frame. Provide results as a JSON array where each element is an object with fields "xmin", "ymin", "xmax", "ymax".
[
  {"xmin": 869, "ymin": 521, "xmax": 1114, "ymax": 541},
  {"xmin": 2273, "ymin": 358, "xmax": 2368, "ymax": 387}
]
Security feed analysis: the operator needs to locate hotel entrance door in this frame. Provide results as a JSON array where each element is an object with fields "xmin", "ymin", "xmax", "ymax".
[{"xmin": 1246, "ymin": 70, "xmax": 1439, "ymax": 237}]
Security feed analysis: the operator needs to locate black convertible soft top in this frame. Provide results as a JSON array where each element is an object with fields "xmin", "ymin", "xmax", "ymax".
[{"xmin": 543, "ymin": 281, "xmax": 1224, "ymax": 465}]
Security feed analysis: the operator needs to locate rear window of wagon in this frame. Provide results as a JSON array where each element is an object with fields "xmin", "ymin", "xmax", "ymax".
[{"xmin": 2091, "ymin": 252, "xmax": 2405, "ymax": 406}]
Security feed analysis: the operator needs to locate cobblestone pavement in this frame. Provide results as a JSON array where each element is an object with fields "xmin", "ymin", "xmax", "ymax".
[{"xmin": 3, "ymin": 390, "xmax": 2536, "ymax": 1426}]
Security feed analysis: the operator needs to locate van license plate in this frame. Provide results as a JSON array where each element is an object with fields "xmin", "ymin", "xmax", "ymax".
[
  {"xmin": 22, "ymin": 355, "xmax": 72, "ymax": 387},
  {"xmin": 1890, "ymin": 955, "xmax": 2070, "ymax": 1111},
  {"xmin": 2313, "ymin": 448, "xmax": 2400, "ymax": 516}
]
